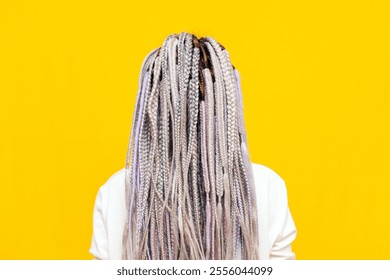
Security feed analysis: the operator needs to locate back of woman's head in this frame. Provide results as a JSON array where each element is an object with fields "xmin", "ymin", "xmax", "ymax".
[{"xmin": 122, "ymin": 32, "xmax": 259, "ymax": 260}]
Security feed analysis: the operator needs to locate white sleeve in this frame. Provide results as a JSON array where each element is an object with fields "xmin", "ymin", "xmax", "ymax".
[
  {"xmin": 268, "ymin": 175, "xmax": 297, "ymax": 260},
  {"xmin": 89, "ymin": 187, "xmax": 109, "ymax": 260}
]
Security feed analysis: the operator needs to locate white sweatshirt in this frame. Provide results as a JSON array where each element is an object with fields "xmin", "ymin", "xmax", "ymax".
[{"xmin": 89, "ymin": 162, "xmax": 297, "ymax": 260}]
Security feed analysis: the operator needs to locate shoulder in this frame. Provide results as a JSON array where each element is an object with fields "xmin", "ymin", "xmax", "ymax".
[
  {"xmin": 96, "ymin": 163, "xmax": 287, "ymax": 205},
  {"xmin": 251, "ymin": 163, "xmax": 297, "ymax": 259},
  {"xmin": 250, "ymin": 162, "xmax": 288, "ymax": 206},
  {"xmin": 250, "ymin": 162, "xmax": 286, "ymax": 187},
  {"xmin": 97, "ymin": 167, "xmax": 126, "ymax": 195},
  {"xmin": 92, "ymin": 166, "xmax": 127, "ymax": 226},
  {"xmin": 94, "ymin": 167, "xmax": 127, "ymax": 213},
  {"xmin": 90, "ymin": 167, "xmax": 127, "ymax": 259}
]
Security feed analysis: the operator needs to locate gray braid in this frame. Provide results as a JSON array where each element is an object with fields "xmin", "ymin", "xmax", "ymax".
[{"xmin": 123, "ymin": 32, "xmax": 259, "ymax": 259}]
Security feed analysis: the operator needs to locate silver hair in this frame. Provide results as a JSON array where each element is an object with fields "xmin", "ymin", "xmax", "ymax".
[{"xmin": 122, "ymin": 32, "xmax": 259, "ymax": 260}]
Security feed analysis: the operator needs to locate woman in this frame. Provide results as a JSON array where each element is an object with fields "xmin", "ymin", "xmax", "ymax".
[{"xmin": 89, "ymin": 32, "xmax": 297, "ymax": 260}]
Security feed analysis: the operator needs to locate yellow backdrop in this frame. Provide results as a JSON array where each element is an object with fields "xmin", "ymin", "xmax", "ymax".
[{"xmin": 0, "ymin": 0, "xmax": 389, "ymax": 259}]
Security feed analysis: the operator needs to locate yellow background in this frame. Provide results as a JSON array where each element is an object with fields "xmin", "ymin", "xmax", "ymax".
[{"xmin": 0, "ymin": 0, "xmax": 389, "ymax": 259}]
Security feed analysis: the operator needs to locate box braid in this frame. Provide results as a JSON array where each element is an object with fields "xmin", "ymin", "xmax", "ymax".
[{"xmin": 122, "ymin": 32, "xmax": 259, "ymax": 260}]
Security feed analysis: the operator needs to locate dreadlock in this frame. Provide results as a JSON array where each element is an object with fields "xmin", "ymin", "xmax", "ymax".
[{"xmin": 122, "ymin": 32, "xmax": 259, "ymax": 260}]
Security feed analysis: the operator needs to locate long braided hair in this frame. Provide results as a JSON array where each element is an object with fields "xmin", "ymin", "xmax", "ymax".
[{"xmin": 122, "ymin": 32, "xmax": 259, "ymax": 260}]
